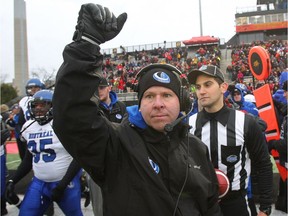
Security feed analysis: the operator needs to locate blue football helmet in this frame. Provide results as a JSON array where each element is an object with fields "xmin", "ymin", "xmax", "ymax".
[
  {"xmin": 28, "ymin": 90, "xmax": 53, "ymax": 125},
  {"xmin": 235, "ymin": 83, "xmax": 248, "ymax": 96},
  {"xmin": 25, "ymin": 78, "xmax": 46, "ymax": 96}
]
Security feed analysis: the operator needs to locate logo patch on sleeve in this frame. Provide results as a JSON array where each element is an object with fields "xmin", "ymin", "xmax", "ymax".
[{"xmin": 148, "ymin": 157, "xmax": 160, "ymax": 174}]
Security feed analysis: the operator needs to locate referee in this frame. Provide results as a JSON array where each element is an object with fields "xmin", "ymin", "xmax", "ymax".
[{"xmin": 188, "ymin": 65, "xmax": 273, "ymax": 216}]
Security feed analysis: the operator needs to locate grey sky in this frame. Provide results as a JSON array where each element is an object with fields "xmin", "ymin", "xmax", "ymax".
[{"xmin": 1, "ymin": 0, "xmax": 257, "ymax": 83}]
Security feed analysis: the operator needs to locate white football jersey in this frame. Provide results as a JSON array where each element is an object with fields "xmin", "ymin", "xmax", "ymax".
[
  {"xmin": 19, "ymin": 96, "xmax": 33, "ymax": 121},
  {"xmin": 21, "ymin": 119, "xmax": 73, "ymax": 182}
]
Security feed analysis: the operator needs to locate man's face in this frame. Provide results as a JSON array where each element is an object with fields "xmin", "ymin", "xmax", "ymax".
[
  {"xmin": 98, "ymin": 86, "xmax": 110, "ymax": 102},
  {"xmin": 140, "ymin": 86, "xmax": 180, "ymax": 132},
  {"xmin": 33, "ymin": 102, "xmax": 51, "ymax": 118},
  {"xmin": 233, "ymin": 91, "xmax": 242, "ymax": 102},
  {"xmin": 12, "ymin": 107, "xmax": 20, "ymax": 115},
  {"xmin": 195, "ymin": 75, "xmax": 227, "ymax": 112}
]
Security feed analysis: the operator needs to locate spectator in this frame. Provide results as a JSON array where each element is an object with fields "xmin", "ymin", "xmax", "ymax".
[
  {"xmin": 6, "ymin": 104, "xmax": 24, "ymax": 158},
  {"xmin": 0, "ymin": 104, "xmax": 10, "ymax": 123},
  {"xmin": 229, "ymin": 83, "xmax": 258, "ymax": 116}
]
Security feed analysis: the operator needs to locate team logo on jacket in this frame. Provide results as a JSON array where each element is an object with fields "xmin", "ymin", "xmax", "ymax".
[
  {"xmin": 116, "ymin": 114, "xmax": 122, "ymax": 120},
  {"xmin": 226, "ymin": 155, "xmax": 238, "ymax": 163},
  {"xmin": 148, "ymin": 157, "xmax": 160, "ymax": 174}
]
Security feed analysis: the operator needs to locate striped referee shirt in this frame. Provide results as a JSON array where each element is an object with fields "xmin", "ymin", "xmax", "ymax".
[{"xmin": 189, "ymin": 105, "xmax": 273, "ymax": 203}]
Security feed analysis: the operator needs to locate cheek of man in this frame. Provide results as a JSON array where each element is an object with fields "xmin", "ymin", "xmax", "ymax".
[{"xmin": 34, "ymin": 103, "xmax": 47, "ymax": 117}]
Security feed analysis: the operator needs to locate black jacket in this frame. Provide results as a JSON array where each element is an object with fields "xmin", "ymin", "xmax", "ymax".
[{"xmin": 53, "ymin": 41, "xmax": 222, "ymax": 216}]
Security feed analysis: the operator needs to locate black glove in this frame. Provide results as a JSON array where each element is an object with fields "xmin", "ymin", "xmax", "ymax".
[
  {"xmin": 82, "ymin": 186, "xmax": 91, "ymax": 207},
  {"xmin": 80, "ymin": 172, "xmax": 90, "ymax": 207},
  {"xmin": 5, "ymin": 180, "xmax": 21, "ymax": 207},
  {"xmin": 73, "ymin": 3, "xmax": 127, "ymax": 45},
  {"xmin": 51, "ymin": 186, "xmax": 65, "ymax": 202}
]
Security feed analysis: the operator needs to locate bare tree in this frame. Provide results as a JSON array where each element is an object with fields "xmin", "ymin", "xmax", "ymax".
[{"xmin": 30, "ymin": 67, "xmax": 56, "ymax": 89}]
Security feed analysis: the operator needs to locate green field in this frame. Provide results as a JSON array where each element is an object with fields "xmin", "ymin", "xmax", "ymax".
[
  {"xmin": 6, "ymin": 153, "xmax": 21, "ymax": 170},
  {"xmin": 5, "ymin": 153, "xmax": 279, "ymax": 173},
  {"xmin": 270, "ymin": 155, "xmax": 279, "ymax": 173}
]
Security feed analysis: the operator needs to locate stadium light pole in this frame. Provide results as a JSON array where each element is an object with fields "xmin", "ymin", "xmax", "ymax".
[{"xmin": 199, "ymin": 0, "xmax": 203, "ymax": 36}]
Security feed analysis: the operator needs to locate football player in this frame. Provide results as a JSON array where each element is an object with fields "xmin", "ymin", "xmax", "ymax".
[{"xmin": 5, "ymin": 90, "xmax": 83, "ymax": 216}]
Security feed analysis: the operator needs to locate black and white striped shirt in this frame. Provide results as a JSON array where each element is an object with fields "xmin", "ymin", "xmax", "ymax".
[{"xmin": 189, "ymin": 105, "xmax": 273, "ymax": 197}]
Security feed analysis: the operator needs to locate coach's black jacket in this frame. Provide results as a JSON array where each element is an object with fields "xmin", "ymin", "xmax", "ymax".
[{"xmin": 53, "ymin": 41, "xmax": 222, "ymax": 216}]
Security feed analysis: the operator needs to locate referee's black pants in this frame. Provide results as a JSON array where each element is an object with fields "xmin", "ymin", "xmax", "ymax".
[{"xmin": 219, "ymin": 190, "xmax": 250, "ymax": 216}]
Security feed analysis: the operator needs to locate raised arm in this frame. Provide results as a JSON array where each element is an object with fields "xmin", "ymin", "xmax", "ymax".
[{"xmin": 52, "ymin": 3, "xmax": 127, "ymax": 182}]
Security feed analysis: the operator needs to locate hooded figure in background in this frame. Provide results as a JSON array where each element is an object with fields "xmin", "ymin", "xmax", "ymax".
[{"xmin": 229, "ymin": 83, "xmax": 259, "ymax": 116}]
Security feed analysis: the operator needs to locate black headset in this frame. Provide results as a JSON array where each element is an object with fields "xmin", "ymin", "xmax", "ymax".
[{"xmin": 132, "ymin": 63, "xmax": 192, "ymax": 113}]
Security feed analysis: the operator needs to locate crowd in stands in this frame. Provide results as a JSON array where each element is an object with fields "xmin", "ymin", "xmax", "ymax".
[
  {"xmin": 226, "ymin": 39, "xmax": 287, "ymax": 93},
  {"xmin": 100, "ymin": 39, "xmax": 287, "ymax": 96},
  {"xmin": 101, "ymin": 44, "xmax": 222, "ymax": 93}
]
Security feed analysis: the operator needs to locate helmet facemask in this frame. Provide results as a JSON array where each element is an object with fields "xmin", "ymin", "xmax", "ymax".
[
  {"xmin": 29, "ymin": 100, "xmax": 53, "ymax": 125},
  {"xmin": 26, "ymin": 86, "xmax": 41, "ymax": 96}
]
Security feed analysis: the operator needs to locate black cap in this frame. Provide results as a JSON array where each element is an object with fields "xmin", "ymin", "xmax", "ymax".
[
  {"xmin": 136, "ymin": 64, "xmax": 182, "ymax": 107},
  {"xmin": 99, "ymin": 77, "xmax": 109, "ymax": 86},
  {"xmin": 188, "ymin": 65, "xmax": 225, "ymax": 84}
]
